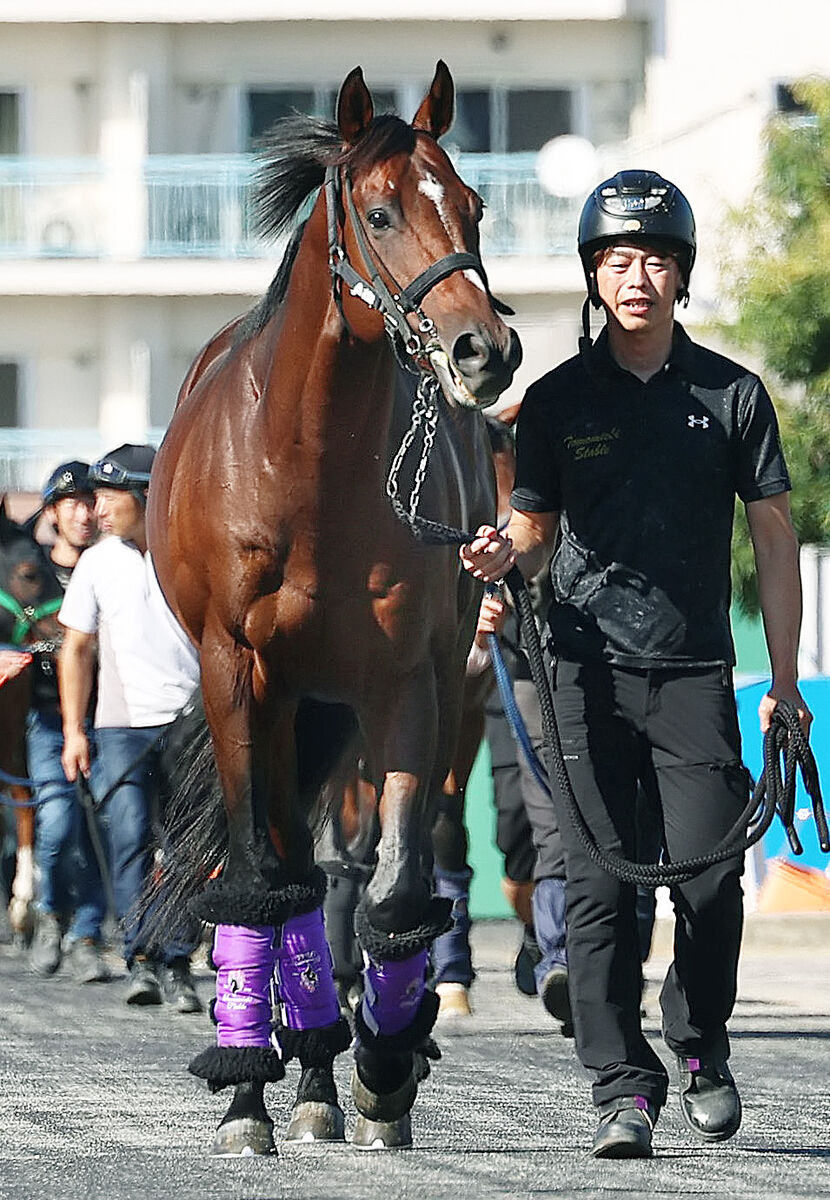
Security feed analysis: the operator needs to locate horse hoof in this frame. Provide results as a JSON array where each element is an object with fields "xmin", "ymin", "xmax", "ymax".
[
  {"xmin": 284, "ymin": 1101, "xmax": 345, "ymax": 1143},
  {"xmin": 211, "ymin": 1117, "xmax": 276, "ymax": 1157},
  {"xmin": 8, "ymin": 898, "xmax": 34, "ymax": 941},
  {"xmin": 352, "ymin": 1112, "xmax": 412, "ymax": 1150},
  {"xmin": 351, "ymin": 1066, "xmax": 417, "ymax": 1123}
]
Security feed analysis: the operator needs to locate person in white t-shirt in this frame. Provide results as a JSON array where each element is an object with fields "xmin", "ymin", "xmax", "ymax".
[{"xmin": 59, "ymin": 443, "xmax": 203, "ymax": 1012}]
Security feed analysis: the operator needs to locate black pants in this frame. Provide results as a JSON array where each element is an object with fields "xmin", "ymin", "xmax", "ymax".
[{"xmin": 550, "ymin": 659, "xmax": 747, "ymax": 1111}]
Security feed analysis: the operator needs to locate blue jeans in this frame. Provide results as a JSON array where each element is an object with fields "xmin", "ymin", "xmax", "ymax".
[
  {"xmin": 531, "ymin": 876, "xmax": 568, "ymax": 992},
  {"xmin": 27, "ymin": 708, "xmax": 107, "ymax": 942},
  {"xmin": 93, "ymin": 725, "xmax": 199, "ymax": 967}
]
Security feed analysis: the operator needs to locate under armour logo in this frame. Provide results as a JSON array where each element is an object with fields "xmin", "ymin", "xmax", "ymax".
[{"xmin": 687, "ymin": 414, "xmax": 710, "ymax": 429}]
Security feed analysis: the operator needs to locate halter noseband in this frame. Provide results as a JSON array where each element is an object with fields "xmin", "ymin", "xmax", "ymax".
[
  {"xmin": 0, "ymin": 587, "xmax": 61, "ymax": 645},
  {"xmin": 324, "ymin": 164, "xmax": 511, "ymax": 399}
]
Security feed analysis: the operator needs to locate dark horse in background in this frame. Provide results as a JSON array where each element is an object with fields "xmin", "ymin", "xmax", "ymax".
[
  {"xmin": 147, "ymin": 62, "xmax": 520, "ymax": 1157},
  {"xmin": 0, "ymin": 499, "xmax": 62, "ymax": 941}
]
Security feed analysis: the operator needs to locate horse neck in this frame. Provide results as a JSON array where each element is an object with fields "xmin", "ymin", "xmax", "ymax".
[{"xmin": 263, "ymin": 201, "xmax": 396, "ymax": 459}]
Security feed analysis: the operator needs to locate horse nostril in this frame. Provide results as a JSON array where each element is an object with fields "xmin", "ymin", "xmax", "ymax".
[{"xmin": 452, "ymin": 331, "xmax": 490, "ymax": 379}]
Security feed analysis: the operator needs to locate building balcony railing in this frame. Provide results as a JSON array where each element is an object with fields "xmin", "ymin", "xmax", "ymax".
[
  {"xmin": 0, "ymin": 427, "xmax": 168, "ymax": 495},
  {"xmin": 0, "ymin": 153, "xmax": 580, "ymax": 261}
]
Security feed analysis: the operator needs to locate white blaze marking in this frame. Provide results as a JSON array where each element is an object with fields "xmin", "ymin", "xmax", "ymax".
[
  {"xmin": 418, "ymin": 172, "xmax": 446, "ymax": 210},
  {"xmin": 419, "ymin": 171, "xmax": 486, "ymax": 291}
]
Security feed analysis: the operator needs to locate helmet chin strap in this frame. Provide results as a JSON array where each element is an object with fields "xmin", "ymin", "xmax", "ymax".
[{"xmin": 578, "ymin": 295, "xmax": 594, "ymax": 358}]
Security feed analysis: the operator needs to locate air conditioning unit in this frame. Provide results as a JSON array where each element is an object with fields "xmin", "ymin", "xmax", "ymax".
[{"xmin": 29, "ymin": 178, "xmax": 102, "ymax": 257}]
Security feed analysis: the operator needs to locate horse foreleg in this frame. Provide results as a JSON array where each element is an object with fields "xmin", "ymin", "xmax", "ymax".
[
  {"xmin": 350, "ymin": 670, "xmax": 451, "ymax": 1150},
  {"xmin": 9, "ymin": 798, "xmax": 36, "ymax": 943},
  {"xmin": 207, "ymin": 923, "xmax": 281, "ymax": 1157},
  {"xmin": 187, "ymin": 633, "xmax": 287, "ymax": 1156},
  {"xmin": 277, "ymin": 906, "xmax": 350, "ymax": 1142}
]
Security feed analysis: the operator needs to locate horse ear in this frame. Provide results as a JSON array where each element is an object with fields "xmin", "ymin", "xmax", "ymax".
[
  {"xmin": 0, "ymin": 495, "xmax": 12, "ymax": 545},
  {"xmin": 412, "ymin": 60, "xmax": 455, "ymax": 139},
  {"xmin": 337, "ymin": 66, "xmax": 374, "ymax": 145}
]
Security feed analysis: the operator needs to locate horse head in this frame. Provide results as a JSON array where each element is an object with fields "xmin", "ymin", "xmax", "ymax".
[
  {"xmin": 332, "ymin": 61, "xmax": 522, "ymax": 407},
  {"xmin": 0, "ymin": 496, "xmax": 60, "ymax": 645}
]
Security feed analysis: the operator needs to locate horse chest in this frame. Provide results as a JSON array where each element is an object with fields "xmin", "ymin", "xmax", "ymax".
[{"xmin": 242, "ymin": 562, "xmax": 430, "ymax": 672}]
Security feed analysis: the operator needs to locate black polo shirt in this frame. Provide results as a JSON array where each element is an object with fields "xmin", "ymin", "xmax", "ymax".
[{"xmin": 510, "ymin": 323, "xmax": 791, "ymax": 668}]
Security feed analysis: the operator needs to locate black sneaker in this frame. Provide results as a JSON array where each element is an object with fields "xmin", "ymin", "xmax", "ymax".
[
  {"xmin": 677, "ymin": 1055, "xmax": 742, "ymax": 1141},
  {"xmin": 68, "ymin": 938, "xmax": 111, "ymax": 984},
  {"xmin": 160, "ymin": 957, "xmax": 203, "ymax": 1014},
  {"xmin": 30, "ymin": 913, "xmax": 63, "ymax": 977},
  {"xmin": 592, "ymin": 1096, "xmax": 656, "ymax": 1159},
  {"xmin": 514, "ymin": 925, "xmax": 541, "ymax": 997},
  {"xmin": 540, "ymin": 965, "xmax": 574, "ymax": 1037},
  {"xmin": 126, "ymin": 957, "xmax": 163, "ymax": 1006}
]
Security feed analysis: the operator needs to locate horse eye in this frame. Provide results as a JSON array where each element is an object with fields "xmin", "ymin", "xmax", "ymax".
[{"xmin": 366, "ymin": 209, "xmax": 391, "ymax": 231}]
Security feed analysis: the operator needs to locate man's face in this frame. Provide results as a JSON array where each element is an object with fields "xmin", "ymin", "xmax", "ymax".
[
  {"xmin": 94, "ymin": 487, "xmax": 145, "ymax": 541},
  {"xmin": 595, "ymin": 242, "xmax": 682, "ymax": 335},
  {"xmin": 50, "ymin": 494, "xmax": 97, "ymax": 551}
]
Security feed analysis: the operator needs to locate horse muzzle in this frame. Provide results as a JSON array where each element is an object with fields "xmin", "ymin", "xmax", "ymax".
[{"xmin": 433, "ymin": 327, "xmax": 522, "ymax": 410}]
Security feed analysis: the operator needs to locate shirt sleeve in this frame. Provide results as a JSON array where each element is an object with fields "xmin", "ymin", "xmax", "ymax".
[
  {"xmin": 58, "ymin": 549, "xmax": 99, "ymax": 634},
  {"xmin": 510, "ymin": 384, "xmax": 561, "ymax": 513},
  {"xmin": 735, "ymin": 377, "xmax": 792, "ymax": 503}
]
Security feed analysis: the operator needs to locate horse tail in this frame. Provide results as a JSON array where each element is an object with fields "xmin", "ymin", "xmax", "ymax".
[{"xmin": 139, "ymin": 687, "xmax": 227, "ymax": 951}]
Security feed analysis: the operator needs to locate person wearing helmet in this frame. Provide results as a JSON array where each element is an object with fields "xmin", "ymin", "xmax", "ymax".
[
  {"xmin": 57, "ymin": 444, "xmax": 203, "ymax": 1014},
  {"xmin": 460, "ymin": 171, "xmax": 811, "ymax": 1157},
  {"xmin": 27, "ymin": 460, "xmax": 107, "ymax": 983}
]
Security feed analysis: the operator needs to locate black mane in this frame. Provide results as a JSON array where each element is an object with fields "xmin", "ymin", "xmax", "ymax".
[{"xmin": 253, "ymin": 112, "xmax": 416, "ymax": 242}]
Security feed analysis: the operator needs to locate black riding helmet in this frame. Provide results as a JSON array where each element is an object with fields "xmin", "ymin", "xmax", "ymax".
[
  {"xmin": 88, "ymin": 444, "xmax": 155, "ymax": 503},
  {"xmin": 578, "ymin": 170, "xmax": 696, "ymax": 307},
  {"xmin": 42, "ymin": 460, "xmax": 93, "ymax": 507}
]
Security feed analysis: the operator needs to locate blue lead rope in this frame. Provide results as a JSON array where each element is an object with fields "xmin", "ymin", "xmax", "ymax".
[{"xmin": 486, "ymin": 629, "xmax": 552, "ymax": 801}]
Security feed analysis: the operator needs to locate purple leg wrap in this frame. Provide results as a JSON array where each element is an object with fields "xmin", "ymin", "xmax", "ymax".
[
  {"xmin": 361, "ymin": 948, "xmax": 428, "ymax": 1037},
  {"xmin": 213, "ymin": 924, "xmax": 278, "ymax": 1049},
  {"xmin": 276, "ymin": 907, "xmax": 340, "ymax": 1032}
]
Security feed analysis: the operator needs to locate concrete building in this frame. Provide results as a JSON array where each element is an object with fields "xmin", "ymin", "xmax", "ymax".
[{"xmin": 0, "ymin": 1, "xmax": 828, "ymax": 488}]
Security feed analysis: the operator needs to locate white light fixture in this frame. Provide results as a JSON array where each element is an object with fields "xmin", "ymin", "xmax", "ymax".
[{"xmin": 536, "ymin": 135, "xmax": 600, "ymax": 199}]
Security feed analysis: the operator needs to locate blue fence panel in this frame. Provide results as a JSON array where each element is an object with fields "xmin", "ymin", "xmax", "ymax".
[{"xmin": 736, "ymin": 676, "xmax": 830, "ymax": 871}]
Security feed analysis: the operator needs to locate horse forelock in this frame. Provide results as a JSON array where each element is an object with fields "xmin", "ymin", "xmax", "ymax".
[{"xmin": 336, "ymin": 114, "xmax": 416, "ymax": 175}]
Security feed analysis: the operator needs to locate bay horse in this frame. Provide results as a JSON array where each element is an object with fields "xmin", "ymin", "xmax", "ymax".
[
  {"xmin": 0, "ymin": 499, "xmax": 62, "ymax": 941},
  {"xmin": 147, "ymin": 61, "xmax": 520, "ymax": 1156}
]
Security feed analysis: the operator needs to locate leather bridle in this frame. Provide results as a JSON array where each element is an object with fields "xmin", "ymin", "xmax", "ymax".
[{"xmin": 324, "ymin": 164, "xmax": 511, "ymax": 384}]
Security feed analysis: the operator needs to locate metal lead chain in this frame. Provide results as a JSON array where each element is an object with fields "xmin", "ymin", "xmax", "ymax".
[{"xmin": 385, "ymin": 374, "xmax": 440, "ymax": 531}]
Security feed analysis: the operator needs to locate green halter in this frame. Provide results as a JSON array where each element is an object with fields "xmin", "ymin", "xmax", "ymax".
[{"xmin": 0, "ymin": 587, "xmax": 62, "ymax": 646}]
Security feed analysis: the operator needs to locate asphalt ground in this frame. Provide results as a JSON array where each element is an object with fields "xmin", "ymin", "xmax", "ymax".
[{"xmin": 0, "ymin": 914, "xmax": 828, "ymax": 1200}]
